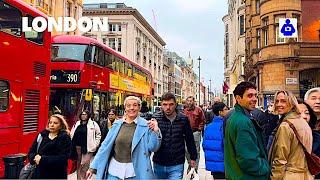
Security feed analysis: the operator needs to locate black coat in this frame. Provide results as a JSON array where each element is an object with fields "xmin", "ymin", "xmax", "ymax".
[
  {"xmin": 152, "ymin": 111, "xmax": 197, "ymax": 166},
  {"xmin": 312, "ymin": 130, "xmax": 320, "ymax": 179},
  {"xmin": 28, "ymin": 130, "xmax": 71, "ymax": 179}
]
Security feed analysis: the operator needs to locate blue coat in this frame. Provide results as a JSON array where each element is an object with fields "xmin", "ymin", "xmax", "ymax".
[
  {"xmin": 90, "ymin": 116, "xmax": 162, "ymax": 179},
  {"xmin": 202, "ymin": 115, "xmax": 224, "ymax": 172}
]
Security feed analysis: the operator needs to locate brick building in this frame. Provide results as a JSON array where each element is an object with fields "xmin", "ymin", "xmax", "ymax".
[{"xmin": 245, "ymin": 0, "xmax": 320, "ymax": 108}]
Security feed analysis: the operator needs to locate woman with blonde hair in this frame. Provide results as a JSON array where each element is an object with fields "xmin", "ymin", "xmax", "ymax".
[
  {"xmin": 27, "ymin": 114, "xmax": 72, "ymax": 179},
  {"xmin": 269, "ymin": 90, "xmax": 313, "ymax": 180},
  {"xmin": 86, "ymin": 96, "xmax": 162, "ymax": 179}
]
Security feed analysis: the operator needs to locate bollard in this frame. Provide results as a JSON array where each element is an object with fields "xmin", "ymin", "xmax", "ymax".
[{"xmin": 3, "ymin": 153, "xmax": 27, "ymax": 179}]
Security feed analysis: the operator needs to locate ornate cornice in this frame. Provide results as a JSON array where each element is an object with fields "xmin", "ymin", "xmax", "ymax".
[{"xmin": 83, "ymin": 8, "xmax": 166, "ymax": 46}]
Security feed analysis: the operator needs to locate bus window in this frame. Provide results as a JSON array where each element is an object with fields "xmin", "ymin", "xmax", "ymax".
[
  {"xmin": 52, "ymin": 44, "xmax": 90, "ymax": 62},
  {"xmin": 119, "ymin": 58, "xmax": 124, "ymax": 74},
  {"xmin": 105, "ymin": 51, "xmax": 112, "ymax": 69},
  {"xmin": 93, "ymin": 93, "xmax": 100, "ymax": 122},
  {"xmin": 95, "ymin": 46, "xmax": 105, "ymax": 66},
  {"xmin": 0, "ymin": 1, "xmax": 22, "ymax": 36},
  {"xmin": 108, "ymin": 92, "xmax": 117, "ymax": 110},
  {"xmin": 91, "ymin": 46, "xmax": 97, "ymax": 64},
  {"xmin": 114, "ymin": 56, "xmax": 120, "ymax": 72},
  {"xmin": 127, "ymin": 63, "xmax": 133, "ymax": 77},
  {"xmin": 24, "ymin": 15, "xmax": 43, "ymax": 44},
  {"xmin": 110, "ymin": 54, "xmax": 116, "ymax": 70},
  {"xmin": 0, "ymin": 81, "xmax": 9, "ymax": 112}
]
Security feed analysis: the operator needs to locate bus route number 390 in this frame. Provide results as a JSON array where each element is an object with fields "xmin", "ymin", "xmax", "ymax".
[{"xmin": 66, "ymin": 73, "xmax": 78, "ymax": 83}]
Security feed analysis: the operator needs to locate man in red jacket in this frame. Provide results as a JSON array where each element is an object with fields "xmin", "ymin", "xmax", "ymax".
[{"xmin": 183, "ymin": 96, "xmax": 205, "ymax": 172}]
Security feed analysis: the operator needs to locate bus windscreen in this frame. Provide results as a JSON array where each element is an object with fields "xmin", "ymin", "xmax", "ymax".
[{"xmin": 51, "ymin": 44, "xmax": 90, "ymax": 62}]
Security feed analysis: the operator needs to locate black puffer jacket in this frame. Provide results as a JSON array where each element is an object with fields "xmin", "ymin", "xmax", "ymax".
[
  {"xmin": 152, "ymin": 111, "xmax": 197, "ymax": 166},
  {"xmin": 28, "ymin": 130, "xmax": 71, "ymax": 179}
]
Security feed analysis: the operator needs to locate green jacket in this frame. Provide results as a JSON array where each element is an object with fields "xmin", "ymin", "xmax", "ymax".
[{"xmin": 224, "ymin": 104, "xmax": 270, "ymax": 180}]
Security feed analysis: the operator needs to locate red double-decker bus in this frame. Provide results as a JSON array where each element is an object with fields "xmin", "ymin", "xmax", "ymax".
[
  {"xmin": 0, "ymin": 0, "xmax": 51, "ymax": 177},
  {"xmin": 50, "ymin": 35, "xmax": 153, "ymax": 126}
]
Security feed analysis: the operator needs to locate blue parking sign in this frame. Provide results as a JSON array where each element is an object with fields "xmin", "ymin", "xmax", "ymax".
[{"xmin": 279, "ymin": 18, "xmax": 298, "ymax": 38}]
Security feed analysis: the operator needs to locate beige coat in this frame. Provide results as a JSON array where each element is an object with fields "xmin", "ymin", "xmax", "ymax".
[{"xmin": 270, "ymin": 111, "xmax": 313, "ymax": 180}]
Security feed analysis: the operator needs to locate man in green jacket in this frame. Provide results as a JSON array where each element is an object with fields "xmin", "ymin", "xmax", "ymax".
[{"xmin": 224, "ymin": 82, "xmax": 270, "ymax": 180}]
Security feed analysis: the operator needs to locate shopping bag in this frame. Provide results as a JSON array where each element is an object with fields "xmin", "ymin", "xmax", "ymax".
[{"xmin": 186, "ymin": 168, "xmax": 200, "ymax": 180}]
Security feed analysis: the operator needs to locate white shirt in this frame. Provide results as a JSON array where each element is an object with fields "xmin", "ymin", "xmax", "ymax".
[{"xmin": 108, "ymin": 157, "xmax": 136, "ymax": 179}]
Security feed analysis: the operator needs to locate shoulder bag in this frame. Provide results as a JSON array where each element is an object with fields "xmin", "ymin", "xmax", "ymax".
[
  {"xmin": 284, "ymin": 120, "xmax": 320, "ymax": 175},
  {"xmin": 19, "ymin": 134, "xmax": 43, "ymax": 179}
]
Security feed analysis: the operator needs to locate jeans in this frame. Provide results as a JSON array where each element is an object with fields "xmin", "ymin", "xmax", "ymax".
[
  {"xmin": 106, "ymin": 173, "xmax": 136, "ymax": 179},
  {"xmin": 185, "ymin": 131, "xmax": 201, "ymax": 171},
  {"xmin": 153, "ymin": 163, "xmax": 184, "ymax": 180}
]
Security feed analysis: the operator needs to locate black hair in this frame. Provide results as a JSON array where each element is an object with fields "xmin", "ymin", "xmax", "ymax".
[
  {"xmin": 233, "ymin": 81, "xmax": 257, "ymax": 98},
  {"xmin": 140, "ymin": 101, "xmax": 149, "ymax": 113},
  {"xmin": 108, "ymin": 109, "xmax": 116, "ymax": 115},
  {"xmin": 297, "ymin": 99, "xmax": 317, "ymax": 130},
  {"xmin": 161, "ymin": 92, "xmax": 176, "ymax": 103},
  {"xmin": 212, "ymin": 102, "xmax": 227, "ymax": 116},
  {"xmin": 79, "ymin": 110, "xmax": 91, "ymax": 120}
]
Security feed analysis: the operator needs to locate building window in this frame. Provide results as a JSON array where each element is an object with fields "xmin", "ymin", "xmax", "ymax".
[
  {"xmin": 109, "ymin": 24, "xmax": 116, "ymax": 32},
  {"xmin": 275, "ymin": 26, "xmax": 285, "ymax": 44},
  {"xmin": 239, "ymin": 15, "xmax": 245, "ymax": 36},
  {"xmin": 108, "ymin": 38, "xmax": 116, "ymax": 50},
  {"xmin": 74, "ymin": 5, "xmax": 77, "ymax": 19},
  {"xmin": 256, "ymin": 29, "xmax": 261, "ymax": 48},
  {"xmin": 102, "ymin": 37, "xmax": 107, "ymax": 44},
  {"xmin": 240, "ymin": 56, "xmax": 245, "ymax": 76},
  {"xmin": 275, "ymin": 14, "xmax": 286, "ymax": 44},
  {"xmin": 65, "ymin": 1, "xmax": 71, "ymax": 17},
  {"xmin": 292, "ymin": 14, "xmax": 300, "ymax": 42},
  {"xmin": 117, "ymin": 38, "xmax": 121, "ymax": 52},
  {"xmin": 262, "ymin": 18, "xmax": 269, "ymax": 46},
  {"xmin": 256, "ymin": 0, "xmax": 260, "ymax": 14},
  {"xmin": 118, "ymin": 24, "xmax": 122, "ymax": 31}
]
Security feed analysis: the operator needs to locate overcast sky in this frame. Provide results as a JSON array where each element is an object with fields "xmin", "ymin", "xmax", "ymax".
[{"xmin": 84, "ymin": 0, "xmax": 227, "ymax": 92}]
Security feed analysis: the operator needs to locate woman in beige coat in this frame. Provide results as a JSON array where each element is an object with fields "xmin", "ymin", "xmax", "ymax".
[{"xmin": 269, "ymin": 90, "xmax": 313, "ymax": 180}]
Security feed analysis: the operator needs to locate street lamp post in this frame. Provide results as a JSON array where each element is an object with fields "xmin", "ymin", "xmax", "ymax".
[
  {"xmin": 197, "ymin": 56, "xmax": 202, "ymax": 105},
  {"xmin": 209, "ymin": 78, "xmax": 212, "ymax": 104}
]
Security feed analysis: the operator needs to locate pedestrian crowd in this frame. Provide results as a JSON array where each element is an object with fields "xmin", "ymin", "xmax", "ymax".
[{"xmin": 22, "ymin": 83, "xmax": 320, "ymax": 180}]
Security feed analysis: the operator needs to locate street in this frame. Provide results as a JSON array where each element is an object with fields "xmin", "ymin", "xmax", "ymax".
[{"xmin": 68, "ymin": 143, "xmax": 213, "ymax": 180}]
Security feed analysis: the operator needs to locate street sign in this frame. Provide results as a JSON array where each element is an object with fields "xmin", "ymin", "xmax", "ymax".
[
  {"xmin": 279, "ymin": 18, "xmax": 298, "ymax": 38},
  {"xmin": 286, "ymin": 78, "xmax": 298, "ymax": 85}
]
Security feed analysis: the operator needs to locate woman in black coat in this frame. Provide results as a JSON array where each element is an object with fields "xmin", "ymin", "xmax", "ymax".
[{"xmin": 28, "ymin": 114, "xmax": 71, "ymax": 179}]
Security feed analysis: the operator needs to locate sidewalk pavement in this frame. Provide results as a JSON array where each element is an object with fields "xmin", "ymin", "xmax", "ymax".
[{"xmin": 68, "ymin": 145, "xmax": 213, "ymax": 180}]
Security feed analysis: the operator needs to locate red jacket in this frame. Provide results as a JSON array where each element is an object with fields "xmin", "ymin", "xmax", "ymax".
[{"xmin": 183, "ymin": 106, "xmax": 205, "ymax": 131}]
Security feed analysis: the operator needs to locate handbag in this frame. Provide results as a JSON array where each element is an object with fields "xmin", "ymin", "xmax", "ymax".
[
  {"xmin": 19, "ymin": 134, "xmax": 43, "ymax": 179},
  {"xmin": 284, "ymin": 120, "xmax": 320, "ymax": 175}
]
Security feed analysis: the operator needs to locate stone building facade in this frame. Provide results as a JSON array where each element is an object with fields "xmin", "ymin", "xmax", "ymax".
[
  {"xmin": 82, "ymin": 3, "xmax": 166, "ymax": 105},
  {"xmin": 222, "ymin": 0, "xmax": 246, "ymax": 107},
  {"xmin": 245, "ymin": 0, "xmax": 320, "ymax": 107},
  {"xmin": 24, "ymin": 0, "xmax": 83, "ymax": 35}
]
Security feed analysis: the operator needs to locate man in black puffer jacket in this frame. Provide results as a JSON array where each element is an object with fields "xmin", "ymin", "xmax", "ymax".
[{"xmin": 152, "ymin": 92, "xmax": 197, "ymax": 179}]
